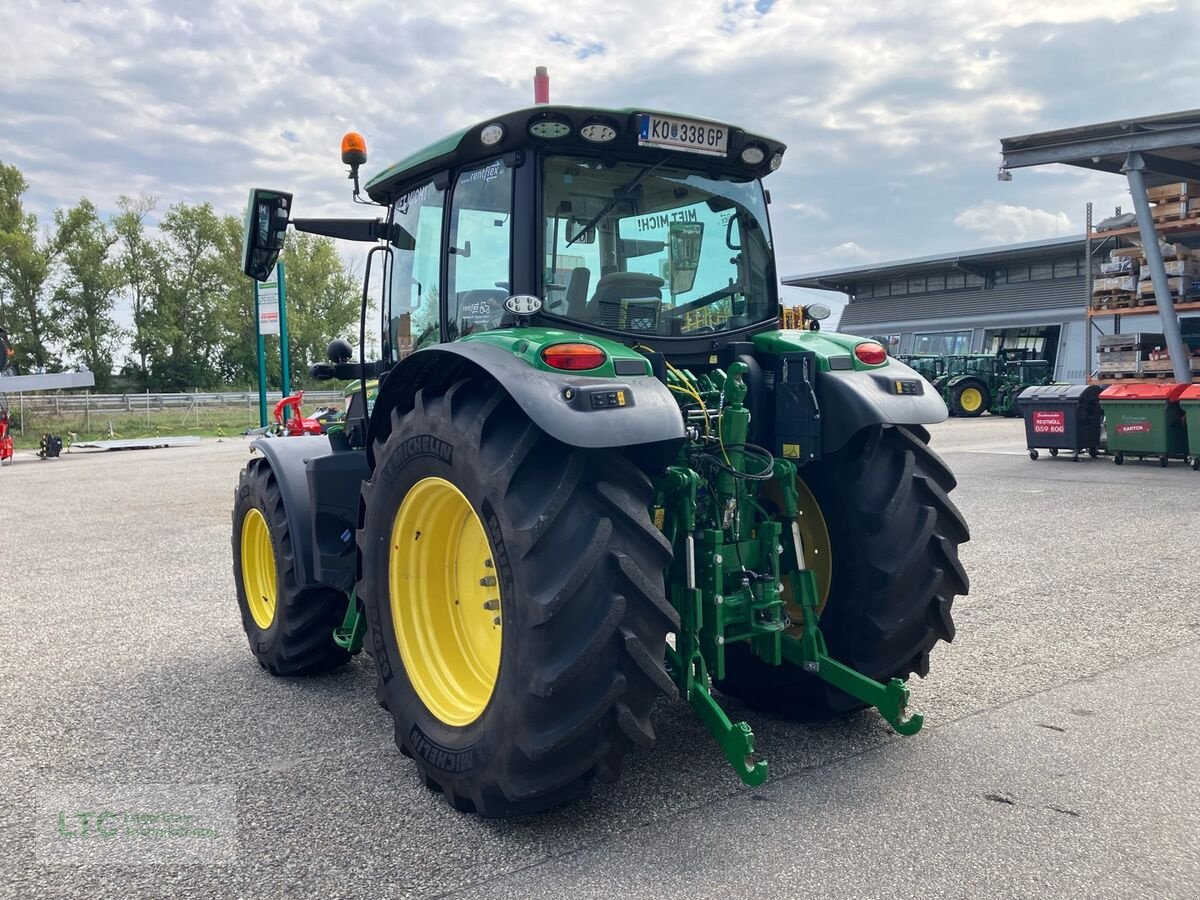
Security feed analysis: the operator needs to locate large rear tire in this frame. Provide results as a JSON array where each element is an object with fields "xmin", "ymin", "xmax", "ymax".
[
  {"xmin": 232, "ymin": 458, "xmax": 352, "ymax": 675},
  {"xmin": 717, "ymin": 424, "xmax": 969, "ymax": 719},
  {"xmin": 359, "ymin": 377, "xmax": 677, "ymax": 817}
]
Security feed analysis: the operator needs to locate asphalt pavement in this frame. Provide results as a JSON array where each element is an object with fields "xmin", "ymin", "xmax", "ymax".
[{"xmin": 1, "ymin": 418, "xmax": 1197, "ymax": 899}]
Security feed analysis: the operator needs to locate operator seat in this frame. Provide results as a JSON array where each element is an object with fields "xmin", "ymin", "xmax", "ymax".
[
  {"xmin": 588, "ymin": 272, "xmax": 664, "ymax": 331},
  {"xmin": 564, "ymin": 267, "xmax": 591, "ymax": 318}
]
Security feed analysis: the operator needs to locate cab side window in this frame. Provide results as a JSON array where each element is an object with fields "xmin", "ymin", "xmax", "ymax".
[
  {"xmin": 389, "ymin": 180, "xmax": 445, "ymax": 359},
  {"xmin": 447, "ymin": 160, "xmax": 513, "ymax": 339}
]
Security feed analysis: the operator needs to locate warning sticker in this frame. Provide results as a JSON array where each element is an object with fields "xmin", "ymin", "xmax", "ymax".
[{"xmin": 1032, "ymin": 411, "xmax": 1065, "ymax": 434}]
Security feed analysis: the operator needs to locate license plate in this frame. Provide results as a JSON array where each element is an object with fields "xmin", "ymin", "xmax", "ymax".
[{"xmin": 637, "ymin": 114, "xmax": 728, "ymax": 157}]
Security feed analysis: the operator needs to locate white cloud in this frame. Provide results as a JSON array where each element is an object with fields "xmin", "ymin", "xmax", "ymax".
[
  {"xmin": 953, "ymin": 201, "xmax": 1074, "ymax": 244},
  {"xmin": 0, "ymin": 0, "xmax": 1190, "ymax": 293},
  {"xmin": 787, "ymin": 202, "xmax": 827, "ymax": 220}
]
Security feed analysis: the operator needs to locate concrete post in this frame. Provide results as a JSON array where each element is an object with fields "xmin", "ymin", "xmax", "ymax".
[{"xmin": 1123, "ymin": 153, "xmax": 1192, "ymax": 384}]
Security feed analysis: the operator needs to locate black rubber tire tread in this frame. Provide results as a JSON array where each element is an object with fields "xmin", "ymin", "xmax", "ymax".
[
  {"xmin": 231, "ymin": 458, "xmax": 352, "ymax": 676},
  {"xmin": 717, "ymin": 424, "xmax": 970, "ymax": 719},
  {"xmin": 358, "ymin": 377, "xmax": 677, "ymax": 817},
  {"xmin": 949, "ymin": 381, "xmax": 989, "ymax": 418}
]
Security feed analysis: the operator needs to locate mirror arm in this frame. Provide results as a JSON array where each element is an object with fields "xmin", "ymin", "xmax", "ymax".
[{"xmin": 291, "ymin": 218, "xmax": 415, "ymax": 250}]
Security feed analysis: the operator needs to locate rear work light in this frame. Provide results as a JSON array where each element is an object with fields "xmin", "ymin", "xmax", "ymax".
[
  {"xmin": 541, "ymin": 343, "xmax": 607, "ymax": 371},
  {"xmin": 854, "ymin": 341, "xmax": 887, "ymax": 365}
]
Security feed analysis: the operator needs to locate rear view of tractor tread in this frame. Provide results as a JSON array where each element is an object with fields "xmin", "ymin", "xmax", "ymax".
[
  {"xmin": 717, "ymin": 423, "xmax": 969, "ymax": 719},
  {"xmin": 232, "ymin": 458, "xmax": 352, "ymax": 676},
  {"xmin": 358, "ymin": 376, "xmax": 676, "ymax": 817}
]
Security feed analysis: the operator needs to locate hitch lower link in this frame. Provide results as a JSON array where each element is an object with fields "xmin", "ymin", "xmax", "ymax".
[{"xmin": 664, "ymin": 464, "xmax": 923, "ymax": 789}]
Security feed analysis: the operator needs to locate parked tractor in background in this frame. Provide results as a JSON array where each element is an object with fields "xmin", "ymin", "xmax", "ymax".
[
  {"xmin": 230, "ymin": 103, "xmax": 970, "ymax": 817},
  {"xmin": 991, "ymin": 358, "xmax": 1052, "ymax": 417},
  {"xmin": 897, "ymin": 353, "xmax": 946, "ymax": 384},
  {"xmin": 937, "ymin": 349, "xmax": 1050, "ymax": 417}
]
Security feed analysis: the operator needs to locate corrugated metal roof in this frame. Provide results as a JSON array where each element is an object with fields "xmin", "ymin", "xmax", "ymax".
[
  {"xmin": 784, "ymin": 234, "xmax": 1084, "ymax": 288},
  {"xmin": 838, "ymin": 276, "xmax": 1086, "ymax": 329}
]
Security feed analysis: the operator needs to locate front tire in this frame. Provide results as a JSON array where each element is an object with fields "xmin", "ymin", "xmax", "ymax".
[
  {"xmin": 359, "ymin": 378, "xmax": 677, "ymax": 817},
  {"xmin": 232, "ymin": 459, "xmax": 352, "ymax": 675},
  {"xmin": 718, "ymin": 424, "xmax": 969, "ymax": 719}
]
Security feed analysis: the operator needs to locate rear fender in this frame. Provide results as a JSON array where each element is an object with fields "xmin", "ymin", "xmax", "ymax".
[
  {"xmin": 249, "ymin": 435, "xmax": 330, "ymax": 590},
  {"xmin": 816, "ymin": 359, "xmax": 948, "ymax": 452},
  {"xmin": 366, "ymin": 341, "xmax": 685, "ymax": 468}
]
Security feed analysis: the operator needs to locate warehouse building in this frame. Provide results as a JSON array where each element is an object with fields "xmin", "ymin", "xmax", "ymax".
[{"xmin": 784, "ymin": 235, "xmax": 1095, "ymax": 382}]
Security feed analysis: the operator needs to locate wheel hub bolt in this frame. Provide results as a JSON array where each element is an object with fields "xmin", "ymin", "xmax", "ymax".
[
  {"xmin": 482, "ymin": 599, "xmax": 499, "ymax": 611},
  {"xmin": 479, "ymin": 575, "xmax": 497, "ymax": 587}
]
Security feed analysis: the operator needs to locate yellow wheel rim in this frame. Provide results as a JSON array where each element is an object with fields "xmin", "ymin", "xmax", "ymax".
[
  {"xmin": 765, "ymin": 478, "xmax": 833, "ymax": 633},
  {"xmin": 960, "ymin": 387, "xmax": 983, "ymax": 412},
  {"xmin": 389, "ymin": 476, "xmax": 502, "ymax": 727},
  {"xmin": 241, "ymin": 508, "xmax": 277, "ymax": 629}
]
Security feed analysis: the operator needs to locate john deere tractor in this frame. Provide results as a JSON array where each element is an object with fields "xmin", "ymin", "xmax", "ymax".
[
  {"xmin": 232, "ymin": 106, "xmax": 969, "ymax": 817},
  {"xmin": 937, "ymin": 349, "xmax": 1050, "ymax": 417},
  {"xmin": 897, "ymin": 353, "xmax": 945, "ymax": 384}
]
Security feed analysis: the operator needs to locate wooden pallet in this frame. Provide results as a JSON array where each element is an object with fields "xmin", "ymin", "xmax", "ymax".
[
  {"xmin": 1103, "ymin": 369, "xmax": 1177, "ymax": 380},
  {"xmin": 1142, "ymin": 359, "xmax": 1200, "ymax": 374},
  {"xmin": 1147, "ymin": 181, "xmax": 1200, "ymax": 203},
  {"xmin": 1091, "ymin": 293, "xmax": 1139, "ymax": 311},
  {"xmin": 1150, "ymin": 201, "xmax": 1200, "ymax": 223}
]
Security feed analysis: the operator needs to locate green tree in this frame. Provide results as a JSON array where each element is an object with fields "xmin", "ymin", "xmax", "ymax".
[
  {"xmin": 143, "ymin": 202, "xmax": 229, "ymax": 390},
  {"xmin": 113, "ymin": 194, "xmax": 160, "ymax": 385},
  {"xmin": 49, "ymin": 199, "xmax": 125, "ymax": 391},
  {"xmin": 0, "ymin": 162, "xmax": 78, "ymax": 372},
  {"xmin": 214, "ymin": 212, "xmax": 261, "ymax": 387},
  {"xmin": 277, "ymin": 232, "xmax": 359, "ymax": 385}
]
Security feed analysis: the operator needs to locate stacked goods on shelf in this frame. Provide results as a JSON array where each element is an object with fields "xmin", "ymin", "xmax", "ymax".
[
  {"xmin": 1092, "ymin": 251, "xmax": 1139, "ymax": 310},
  {"xmin": 1147, "ymin": 181, "xmax": 1200, "ymax": 224},
  {"xmin": 1135, "ymin": 243, "xmax": 1200, "ymax": 303},
  {"xmin": 1145, "ymin": 317, "xmax": 1200, "ymax": 378},
  {"xmin": 1097, "ymin": 332, "xmax": 1162, "ymax": 377}
]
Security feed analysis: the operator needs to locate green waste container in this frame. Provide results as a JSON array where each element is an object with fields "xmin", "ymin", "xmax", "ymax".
[
  {"xmin": 1099, "ymin": 382, "xmax": 1189, "ymax": 467},
  {"xmin": 1181, "ymin": 384, "xmax": 1200, "ymax": 471}
]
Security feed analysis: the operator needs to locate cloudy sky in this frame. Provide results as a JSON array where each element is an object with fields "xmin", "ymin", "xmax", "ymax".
[{"xmin": 2, "ymin": 0, "xmax": 1197, "ymax": 324}]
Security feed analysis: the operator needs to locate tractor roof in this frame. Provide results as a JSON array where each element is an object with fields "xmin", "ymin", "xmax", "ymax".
[{"xmin": 365, "ymin": 105, "xmax": 786, "ymax": 204}]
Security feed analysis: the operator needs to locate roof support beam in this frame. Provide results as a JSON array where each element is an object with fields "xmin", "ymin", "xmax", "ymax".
[
  {"xmin": 1001, "ymin": 124, "xmax": 1200, "ymax": 169},
  {"xmin": 1123, "ymin": 152, "xmax": 1192, "ymax": 384},
  {"xmin": 1138, "ymin": 153, "xmax": 1200, "ymax": 183}
]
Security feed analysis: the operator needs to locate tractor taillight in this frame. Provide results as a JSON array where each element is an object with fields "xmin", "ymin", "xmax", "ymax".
[
  {"xmin": 854, "ymin": 342, "xmax": 887, "ymax": 366},
  {"xmin": 541, "ymin": 343, "xmax": 607, "ymax": 371}
]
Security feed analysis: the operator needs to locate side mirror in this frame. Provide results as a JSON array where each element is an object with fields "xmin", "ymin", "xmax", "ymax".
[
  {"xmin": 668, "ymin": 221, "xmax": 704, "ymax": 295},
  {"xmin": 242, "ymin": 188, "xmax": 293, "ymax": 282}
]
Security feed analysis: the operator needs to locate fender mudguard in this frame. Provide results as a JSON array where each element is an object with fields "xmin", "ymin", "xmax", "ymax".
[
  {"xmin": 366, "ymin": 341, "xmax": 685, "ymax": 467},
  {"xmin": 943, "ymin": 373, "xmax": 987, "ymax": 392},
  {"xmin": 249, "ymin": 434, "xmax": 331, "ymax": 589},
  {"xmin": 817, "ymin": 359, "xmax": 949, "ymax": 452}
]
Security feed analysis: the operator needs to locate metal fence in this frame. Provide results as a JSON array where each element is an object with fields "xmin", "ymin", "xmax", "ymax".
[{"xmin": 0, "ymin": 390, "xmax": 345, "ymax": 434}]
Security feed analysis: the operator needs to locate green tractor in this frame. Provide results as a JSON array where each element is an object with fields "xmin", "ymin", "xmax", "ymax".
[
  {"xmin": 991, "ymin": 358, "xmax": 1052, "ymax": 417},
  {"xmin": 232, "ymin": 105, "xmax": 969, "ymax": 817},
  {"xmin": 897, "ymin": 353, "xmax": 945, "ymax": 384},
  {"xmin": 937, "ymin": 349, "xmax": 1048, "ymax": 417}
]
